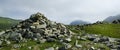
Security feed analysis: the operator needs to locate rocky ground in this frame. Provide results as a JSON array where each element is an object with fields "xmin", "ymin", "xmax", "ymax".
[{"xmin": 0, "ymin": 12, "xmax": 120, "ymax": 50}]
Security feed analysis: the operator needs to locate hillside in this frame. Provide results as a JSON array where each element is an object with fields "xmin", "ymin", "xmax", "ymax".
[
  {"xmin": 104, "ymin": 15, "xmax": 120, "ymax": 23},
  {"xmin": 68, "ymin": 24, "xmax": 120, "ymax": 38},
  {"xmin": 0, "ymin": 17, "xmax": 21, "ymax": 31}
]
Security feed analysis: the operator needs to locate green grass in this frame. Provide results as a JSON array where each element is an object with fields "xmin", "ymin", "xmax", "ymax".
[
  {"xmin": 0, "ymin": 40, "xmax": 63, "ymax": 50},
  {"xmin": 0, "ymin": 17, "xmax": 21, "ymax": 31},
  {"xmin": 0, "ymin": 37, "xmax": 110, "ymax": 50},
  {"xmin": 84, "ymin": 24, "xmax": 120, "ymax": 38},
  {"xmin": 67, "ymin": 24, "xmax": 120, "ymax": 38}
]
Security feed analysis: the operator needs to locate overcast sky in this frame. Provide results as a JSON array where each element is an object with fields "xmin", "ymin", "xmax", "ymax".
[{"xmin": 0, "ymin": 0, "xmax": 120, "ymax": 24}]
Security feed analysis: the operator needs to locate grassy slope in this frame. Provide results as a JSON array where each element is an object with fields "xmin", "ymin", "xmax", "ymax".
[
  {"xmin": 84, "ymin": 24, "xmax": 120, "ymax": 38},
  {"xmin": 0, "ymin": 17, "xmax": 21, "ymax": 31},
  {"xmin": 67, "ymin": 24, "xmax": 120, "ymax": 38}
]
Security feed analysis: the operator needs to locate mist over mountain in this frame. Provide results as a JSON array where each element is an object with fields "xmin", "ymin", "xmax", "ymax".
[
  {"xmin": 104, "ymin": 15, "xmax": 120, "ymax": 23},
  {"xmin": 70, "ymin": 20, "xmax": 90, "ymax": 25}
]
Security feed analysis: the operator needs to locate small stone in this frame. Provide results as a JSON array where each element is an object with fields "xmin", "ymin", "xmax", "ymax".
[
  {"xmin": 6, "ymin": 40, "xmax": 11, "ymax": 45},
  {"xmin": 116, "ymin": 39, "xmax": 120, "ymax": 42},
  {"xmin": 30, "ymin": 26, "xmax": 36, "ymax": 28},
  {"xmin": 109, "ymin": 38, "xmax": 116, "ymax": 42},
  {"xmin": 55, "ymin": 47, "xmax": 59, "ymax": 50},
  {"xmin": 45, "ymin": 47, "xmax": 54, "ymax": 50},
  {"xmin": 93, "ymin": 38, "xmax": 100, "ymax": 43},
  {"xmin": 28, "ymin": 46, "xmax": 32, "ymax": 50},
  {"xmin": 77, "ymin": 36, "xmax": 81, "ymax": 40},
  {"xmin": 111, "ymin": 49, "xmax": 117, "ymax": 50},
  {"xmin": 117, "ymin": 45, "xmax": 120, "ymax": 50},
  {"xmin": 99, "ymin": 37, "xmax": 109, "ymax": 42},
  {"xmin": 87, "ymin": 37, "xmax": 96, "ymax": 41},
  {"xmin": 64, "ymin": 38, "xmax": 71, "ymax": 42},
  {"xmin": 75, "ymin": 44, "xmax": 82, "ymax": 48},
  {"xmin": 75, "ymin": 40, "xmax": 82, "ymax": 48},
  {"xmin": 89, "ymin": 46, "xmax": 95, "ymax": 50},
  {"xmin": 33, "ymin": 38, "xmax": 38, "ymax": 41},
  {"xmin": 0, "ymin": 31, "xmax": 5, "ymax": 35},
  {"xmin": 58, "ymin": 46, "xmax": 66, "ymax": 50},
  {"xmin": 65, "ymin": 43, "xmax": 72, "ymax": 49},
  {"xmin": 22, "ymin": 38, "xmax": 27, "ymax": 42},
  {"xmin": 13, "ymin": 44, "xmax": 20, "ymax": 48},
  {"xmin": 40, "ymin": 39, "xmax": 46, "ymax": 43},
  {"xmin": 36, "ymin": 24, "xmax": 46, "ymax": 28},
  {"xmin": 80, "ymin": 37, "xmax": 86, "ymax": 41},
  {"xmin": 46, "ymin": 38, "xmax": 55, "ymax": 42},
  {"xmin": 0, "ymin": 40, "xmax": 2, "ymax": 46},
  {"xmin": 72, "ymin": 47, "xmax": 78, "ymax": 50}
]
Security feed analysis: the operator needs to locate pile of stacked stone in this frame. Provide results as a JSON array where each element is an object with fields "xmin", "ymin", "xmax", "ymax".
[{"xmin": 0, "ymin": 12, "xmax": 74, "ymax": 45}]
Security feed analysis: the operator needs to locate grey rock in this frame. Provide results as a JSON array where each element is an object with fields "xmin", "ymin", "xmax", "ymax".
[
  {"xmin": 117, "ymin": 45, "xmax": 120, "ymax": 50},
  {"xmin": 58, "ymin": 46, "xmax": 66, "ymax": 50},
  {"xmin": 33, "ymin": 38, "xmax": 37, "ymax": 41},
  {"xmin": 89, "ymin": 46, "xmax": 95, "ymax": 50},
  {"xmin": 36, "ymin": 23, "xmax": 46, "ymax": 28},
  {"xmin": 109, "ymin": 38, "xmax": 116, "ymax": 42},
  {"xmin": 65, "ymin": 43, "xmax": 72, "ymax": 49},
  {"xmin": 75, "ymin": 40, "xmax": 82, "ymax": 48},
  {"xmin": 0, "ymin": 40, "xmax": 2, "ymax": 46},
  {"xmin": 98, "ymin": 47, "xmax": 106, "ymax": 50},
  {"xmin": 55, "ymin": 47, "xmax": 59, "ymax": 50},
  {"xmin": 30, "ymin": 26, "xmax": 35, "ymax": 29},
  {"xmin": 93, "ymin": 38, "xmax": 100, "ymax": 43},
  {"xmin": 40, "ymin": 39, "xmax": 46, "ymax": 43},
  {"xmin": 0, "ymin": 31, "xmax": 5, "ymax": 35},
  {"xmin": 6, "ymin": 40, "xmax": 11, "ymax": 45},
  {"xmin": 46, "ymin": 38, "xmax": 55, "ymax": 42},
  {"xmin": 116, "ymin": 39, "xmax": 120, "ymax": 42},
  {"xmin": 9, "ymin": 32, "xmax": 23, "ymax": 42},
  {"xmin": 21, "ymin": 38, "xmax": 27, "ymax": 42},
  {"xmin": 99, "ymin": 36, "xmax": 109, "ymax": 42},
  {"xmin": 111, "ymin": 49, "xmax": 117, "ymax": 50},
  {"xmin": 72, "ymin": 47, "xmax": 78, "ymax": 50},
  {"xmin": 13, "ymin": 44, "xmax": 21, "ymax": 48},
  {"xmin": 75, "ymin": 44, "xmax": 82, "ymax": 48},
  {"xmin": 77, "ymin": 36, "xmax": 81, "ymax": 40},
  {"xmin": 107, "ymin": 43, "xmax": 117, "ymax": 49},
  {"xmin": 87, "ymin": 36, "xmax": 96, "ymax": 41},
  {"xmin": 28, "ymin": 46, "xmax": 32, "ymax": 50},
  {"xmin": 64, "ymin": 38, "xmax": 71, "ymax": 42},
  {"xmin": 80, "ymin": 37, "xmax": 86, "ymax": 41}
]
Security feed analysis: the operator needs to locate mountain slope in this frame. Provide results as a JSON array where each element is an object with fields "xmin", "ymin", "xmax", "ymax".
[
  {"xmin": 104, "ymin": 15, "xmax": 120, "ymax": 22},
  {"xmin": 70, "ymin": 20, "xmax": 89, "ymax": 25},
  {"xmin": 0, "ymin": 17, "xmax": 21, "ymax": 31}
]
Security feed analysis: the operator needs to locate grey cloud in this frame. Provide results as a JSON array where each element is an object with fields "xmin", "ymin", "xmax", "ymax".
[{"xmin": 0, "ymin": 0, "xmax": 120, "ymax": 24}]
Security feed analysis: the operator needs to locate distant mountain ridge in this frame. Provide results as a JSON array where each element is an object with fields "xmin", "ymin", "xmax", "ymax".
[
  {"xmin": 70, "ymin": 20, "xmax": 89, "ymax": 25},
  {"xmin": 104, "ymin": 15, "xmax": 120, "ymax": 23}
]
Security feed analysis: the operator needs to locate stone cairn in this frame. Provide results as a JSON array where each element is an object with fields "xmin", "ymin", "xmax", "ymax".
[{"xmin": 0, "ymin": 12, "xmax": 74, "ymax": 45}]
